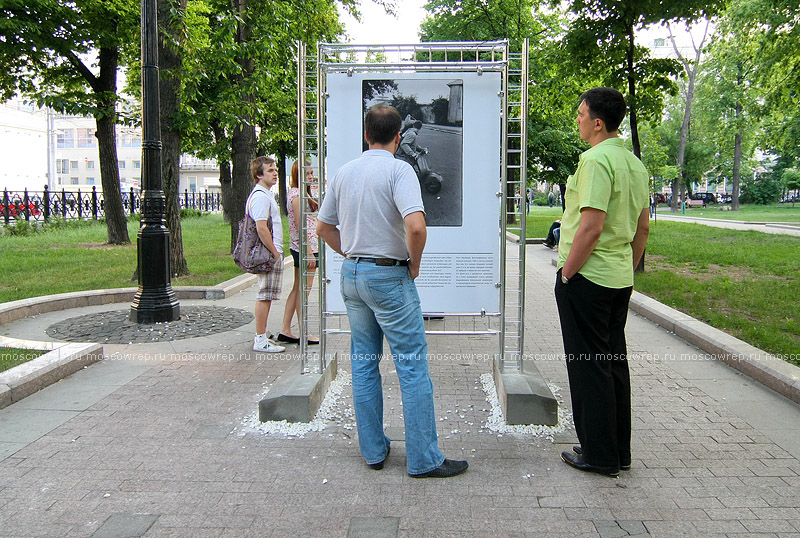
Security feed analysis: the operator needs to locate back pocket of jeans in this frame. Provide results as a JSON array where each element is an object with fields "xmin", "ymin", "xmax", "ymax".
[{"xmin": 366, "ymin": 278, "xmax": 404, "ymax": 310}]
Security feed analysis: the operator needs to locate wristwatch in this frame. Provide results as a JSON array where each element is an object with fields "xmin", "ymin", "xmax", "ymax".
[{"xmin": 561, "ymin": 274, "xmax": 570, "ymax": 285}]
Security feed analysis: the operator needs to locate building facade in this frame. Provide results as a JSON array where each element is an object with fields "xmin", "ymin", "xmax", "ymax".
[{"xmin": 1, "ymin": 103, "xmax": 221, "ymax": 196}]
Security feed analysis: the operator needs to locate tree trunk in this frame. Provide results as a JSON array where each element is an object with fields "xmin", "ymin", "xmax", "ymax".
[
  {"xmin": 212, "ymin": 121, "xmax": 232, "ymax": 226},
  {"xmin": 732, "ymin": 117, "xmax": 742, "ymax": 211},
  {"xmin": 278, "ymin": 142, "xmax": 288, "ymax": 216},
  {"xmin": 669, "ymin": 21, "xmax": 708, "ymax": 213},
  {"xmin": 626, "ymin": 28, "xmax": 641, "ymax": 159},
  {"xmin": 95, "ymin": 47, "xmax": 130, "ymax": 245},
  {"xmin": 230, "ymin": 123, "xmax": 256, "ymax": 251},
  {"xmin": 227, "ymin": 0, "xmax": 258, "ymax": 251},
  {"xmin": 158, "ymin": 0, "xmax": 189, "ymax": 276}
]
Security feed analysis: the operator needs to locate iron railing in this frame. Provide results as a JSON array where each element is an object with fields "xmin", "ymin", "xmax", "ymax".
[{"xmin": 1, "ymin": 186, "xmax": 222, "ymax": 226}]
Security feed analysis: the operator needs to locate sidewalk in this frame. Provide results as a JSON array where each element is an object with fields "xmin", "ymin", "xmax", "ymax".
[
  {"xmin": 0, "ymin": 246, "xmax": 799, "ymax": 537},
  {"xmin": 653, "ymin": 213, "xmax": 800, "ymax": 236}
]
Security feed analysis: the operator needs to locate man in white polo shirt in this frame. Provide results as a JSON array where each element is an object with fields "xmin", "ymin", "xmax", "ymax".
[{"xmin": 316, "ymin": 105, "xmax": 468, "ymax": 479}]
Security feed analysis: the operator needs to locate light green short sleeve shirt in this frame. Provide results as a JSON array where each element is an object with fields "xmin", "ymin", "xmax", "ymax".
[{"xmin": 557, "ymin": 138, "xmax": 650, "ymax": 288}]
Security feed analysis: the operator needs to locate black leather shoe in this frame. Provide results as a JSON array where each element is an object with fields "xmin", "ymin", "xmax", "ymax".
[
  {"xmin": 276, "ymin": 333, "xmax": 300, "ymax": 344},
  {"xmin": 561, "ymin": 451, "xmax": 619, "ymax": 477},
  {"xmin": 409, "ymin": 458, "xmax": 468, "ymax": 478},
  {"xmin": 368, "ymin": 446, "xmax": 390, "ymax": 470},
  {"xmin": 573, "ymin": 446, "xmax": 631, "ymax": 470}
]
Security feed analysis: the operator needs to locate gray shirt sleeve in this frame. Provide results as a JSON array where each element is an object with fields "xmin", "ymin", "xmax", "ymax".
[
  {"xmin": 316, "ymin": 174, "xmax": 339, "ymax": 226},
  {"xmin": 393, "ymin": 161, "xmax": 425, "ymax": 218}
]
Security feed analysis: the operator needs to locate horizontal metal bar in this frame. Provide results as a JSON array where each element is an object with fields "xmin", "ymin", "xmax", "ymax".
[
  {"xmin": 320, "ymin": 40, "xmax": 508, "ymax": 52},
  {"xmin": 321, "ymin": 62, "xmax": 507, "ymax": 74}
]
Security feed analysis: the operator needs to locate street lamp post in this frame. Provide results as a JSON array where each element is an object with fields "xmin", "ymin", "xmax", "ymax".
[{"xmin": 130, "ymin": 0, "xmax": 180, "ymax": 323}]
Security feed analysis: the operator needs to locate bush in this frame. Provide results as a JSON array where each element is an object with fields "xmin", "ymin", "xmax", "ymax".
[
  {"xmin": 533, "ymin": 193, "xmax": 549, "ymax": 206},
  {"xmin": 1, "ymin": 218, "xmax": 102, "ymax": 237},
  {"xmin": 740, "ymin": 176, "xmax": 782, "ymax": 205},
  {"xmin": 5, "ymin": 220, "xmax": 38, "ymax": 236},
  {"xmin": 180, "ymin": 208, "xmax": 209, "ymax": 218}
]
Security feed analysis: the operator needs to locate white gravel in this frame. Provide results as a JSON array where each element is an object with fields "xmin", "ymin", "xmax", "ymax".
[
  {"xmin": 238, "ymin": 370, "xmax": 355, "ymax": 438},
  {"xmin": 478, "ymin": 373, "xmax": 573, "ymax": 440}
]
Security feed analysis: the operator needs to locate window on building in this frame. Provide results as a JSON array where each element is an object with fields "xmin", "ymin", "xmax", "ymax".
[
  {"xmin": 71, "ymin": 161, "xmax": 78, "ymax": 169},
  {"xmin": 87, "ymin": 160, "xmax": 95, "ymax": 169},
  {"xmin": 87, "ymin": 177, "xmax": 95, "ymax": 185},
  {"xmin": 57, "ymin": 129, "xmax": 74, "ymax": 149},
  {"xmin": 122, "ymin": 134, "xmax": 142, "ymax": 148},
  {"xmin": 77, "ymin": 128, "xmax": 97, "ymax": 148},
  {"xmin": 118, "ymin": 160, "xmax": 126, "ymax": 169},
  {"xmin": 189, "ymin": 177, "xmax": 197, "ymax": 192},
  {"xmin": 56, "ymin": 159, "xmax": 69, "ymax": 174},
  {"xmin": 70, "ymin": 177, "xmax": 79, "ymax": 185},
  {"xmin": 654, "ymin": 38, "xmax": 665, "ymax": 47},
  {"xmin": 133, "ymin": 160, "xmax": 141, "ymax": 169}
]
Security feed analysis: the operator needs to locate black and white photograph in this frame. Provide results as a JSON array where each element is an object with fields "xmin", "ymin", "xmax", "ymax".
[{"xmin": 362, "ymin": 79, "xmax": 464, "ymax": 227}]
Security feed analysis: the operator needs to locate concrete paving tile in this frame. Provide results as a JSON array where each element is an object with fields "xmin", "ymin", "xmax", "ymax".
[
  {"xmin": 0, "ymin": 407, "xmax": 79, "ymax": 445},
  {"xmin": 752, "ymin": 507, "xmax": 800, "ymax": 519},
  {"xmin": 145, "ymin": 528, "xmax": 224, "ymax": 538},
  {"xmin": 742, "ymin": 520, "xmax": 799, "ymax": 533},
  {"xmin": 0, "ymin": 441, "xmax": 26, "ymax": 460}
]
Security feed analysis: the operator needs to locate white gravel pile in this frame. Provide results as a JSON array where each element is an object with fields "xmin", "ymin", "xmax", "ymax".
[
  {"xmin": 478, "ymin": 373, "xmax": 573, "ymax": 440},
  {"xmin": 238, "ymin": 370, "xmax": 355, "ymax": 438}
]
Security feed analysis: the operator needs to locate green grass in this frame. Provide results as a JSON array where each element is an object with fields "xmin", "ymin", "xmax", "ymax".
[
  {"xmin": 635, "ymin": 221, "xmax": 800, "ymax": 365},
  {"xmin": 0, "ymin": 347, "xmax": 46, "ymax": 373},
  {"xmin": 524, "ymin": 206, "xmax": 565, "ymax": 238},
  {"xmin": 0, "ymin": 214, "xmax": 248, "ymax": 304},
  {"xmin": 656, "ymin": 202, "xmax": 800, "ymax": 222}
]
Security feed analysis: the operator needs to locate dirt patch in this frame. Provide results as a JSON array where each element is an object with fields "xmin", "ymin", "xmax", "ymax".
[
  {"xmin": 643, "ymin": 259, "xmax": 773, "ymax": 283},
  {"xmin": 76, "ymin": 242, "xmax": 120, "ymax": 250}
]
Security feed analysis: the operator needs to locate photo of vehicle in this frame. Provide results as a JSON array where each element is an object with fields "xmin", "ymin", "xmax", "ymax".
[{"xmin": 362, "ymin": 78, "xmax": 464, "ymax": 227}]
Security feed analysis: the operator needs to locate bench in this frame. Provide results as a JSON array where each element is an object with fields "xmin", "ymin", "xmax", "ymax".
[{"xmin": 687, "ymin": 199, "xmax": 705, "ymax": 208}]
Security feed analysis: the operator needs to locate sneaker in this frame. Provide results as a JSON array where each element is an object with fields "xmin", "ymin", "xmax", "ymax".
[{"xmin": 253, "ymin": 337, "xmax": 285, "ymax": 353}]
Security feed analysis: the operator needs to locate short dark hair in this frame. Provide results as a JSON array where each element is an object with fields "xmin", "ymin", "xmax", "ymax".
[
  {"xmin": 580, "ymin": 87, "xmax": 627, "ymax": 133},
  {"xmin": 251, "ymin": 156, "xmax": 275, "ymax": 184},
  {"xmin": 365, "ymin": 105, "xmax": 402, "ymax": 145}
]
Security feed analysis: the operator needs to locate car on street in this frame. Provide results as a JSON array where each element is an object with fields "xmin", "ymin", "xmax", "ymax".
[{"xmin": 689, "ymin": 192, "xmax": 717, "ymax": 204}]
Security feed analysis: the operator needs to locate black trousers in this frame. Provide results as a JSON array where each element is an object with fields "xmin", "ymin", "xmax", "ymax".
[{"xmin": 555, "ymin": 270, "xmax": 632, "ymax": 469}]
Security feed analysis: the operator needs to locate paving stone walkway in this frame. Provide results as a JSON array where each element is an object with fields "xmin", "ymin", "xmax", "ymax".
[{"xmin": 0, "ymin": 246, "xmax": 798, "ymax": 537}]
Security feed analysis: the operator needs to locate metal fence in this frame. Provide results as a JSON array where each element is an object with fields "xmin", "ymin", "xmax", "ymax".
[{"xmin": 1, "ymin": 186, "xmax": 222, "ymax": 226}]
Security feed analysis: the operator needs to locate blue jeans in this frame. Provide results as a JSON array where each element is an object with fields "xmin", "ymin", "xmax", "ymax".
[{"xmin": 340, "ymin": 259, "xmax": 445, "ymax": 474}]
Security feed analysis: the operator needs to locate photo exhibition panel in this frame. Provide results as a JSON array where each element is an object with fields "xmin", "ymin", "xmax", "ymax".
[{"xmin": 325, "ymin": 71, "xmax": 502, "ymax": 314}]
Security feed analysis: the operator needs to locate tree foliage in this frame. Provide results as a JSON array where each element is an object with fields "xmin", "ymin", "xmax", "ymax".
[
  {"xmin": 178, "ymin": 0, "xmax": 346, "ymax": 246},
  {"xmin": 559, "ymin": 0, "xmax": 724, "ymax": 159},
  {"xmin": 420, "ymin": 0, "xmax": 586, "ymax": 190},
  {"xmin": 0, "ymin": 0, "xmax": 139, "ymax": 244}
]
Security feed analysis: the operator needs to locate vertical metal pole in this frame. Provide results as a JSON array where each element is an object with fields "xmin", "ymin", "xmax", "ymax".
[
  {"xmin": 297, "ymin": 41, "xmax": 310, "ymax": 371},
  {"xmin": 316, "ymin": 45, "xmax": 328, "ymax": 372},
  {"xmin": 130, "ymin": 0, "xmax": 180, "ymax": 323},
  {"xmin": 43, "ymin": 185, "xmax": 50, "ymax": 222},
  {"xmin": 498, "ymin": 42, "xmax": 509, "ymax": 372},
  {"xmin": 517, "ymin": 38, "xmax": 529, "ymax": 372}
]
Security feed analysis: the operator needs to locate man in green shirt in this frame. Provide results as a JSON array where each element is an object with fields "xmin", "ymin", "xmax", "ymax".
[{"xmin": 556, "ymin": 87, "xmax": 650, "ymax": 477}]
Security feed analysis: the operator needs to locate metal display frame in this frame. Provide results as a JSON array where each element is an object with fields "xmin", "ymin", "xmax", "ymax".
[{"xmin": 297, "ymin": 40, "xmax": 528, "ymax": 375}]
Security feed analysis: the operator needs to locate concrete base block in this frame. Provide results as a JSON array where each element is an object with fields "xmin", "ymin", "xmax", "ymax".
[
  {"xmin": 493, "ymin": 357, "xmax": 558, "ymax": 426},
  {"xmin": 259, "ymin": 354, "xmax": 338, "ymax": 423}
]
